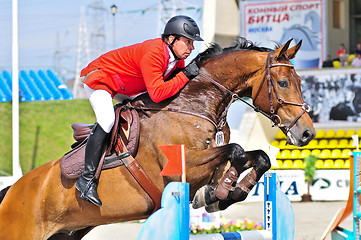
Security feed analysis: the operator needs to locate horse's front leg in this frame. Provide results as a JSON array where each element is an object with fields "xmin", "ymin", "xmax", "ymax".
[
  {"xmin": 192, "ymin": 148, "xmax": 271, "ymax": 212},
  {"xmin": 192, "ymin": 143, "xmax": 248, "ymax": 208},
  {"xmin": 212, "ymin": 150, "xmax": 271, "ymax": 212},
  {"xmin": 185, "ymin": 143, "xmax": 242, "ymax": 195}
]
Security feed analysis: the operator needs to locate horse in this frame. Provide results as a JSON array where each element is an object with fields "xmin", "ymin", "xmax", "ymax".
[{"xmin": 0, "ymin": 38, "xmax": 315, "ymax": 240}]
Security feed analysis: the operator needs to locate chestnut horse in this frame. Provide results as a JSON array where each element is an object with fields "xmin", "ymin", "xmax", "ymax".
[{"xmin": 0, "ymin": 38, "xmax": 315, "ymax": 240}]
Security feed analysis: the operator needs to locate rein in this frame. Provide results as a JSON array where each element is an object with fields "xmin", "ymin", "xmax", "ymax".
[
  {"xmin": 128, "ymin": 105, "xmax": 219, "ymax": 130},
  {"xmin": 199, "ymin": 51, "xmax": 310, "ymax": 134}
]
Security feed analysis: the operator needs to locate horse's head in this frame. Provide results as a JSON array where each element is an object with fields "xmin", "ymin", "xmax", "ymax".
[
  {"xmin": 251, "ymin": 39, "xmax": 315, "ymax": 147},
  {"xmin": 182, "ymin": 38, "xmax": 314, "ymax": 147}
]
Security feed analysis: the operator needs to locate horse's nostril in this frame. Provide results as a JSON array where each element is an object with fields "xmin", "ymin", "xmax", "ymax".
[{"xmin": 302, "ymin": 129, "xmax": 314, "ymax": 143}]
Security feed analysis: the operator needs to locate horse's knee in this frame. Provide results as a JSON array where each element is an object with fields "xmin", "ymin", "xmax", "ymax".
[
  {"xmin": 228, "ymin": 144, "xmax": 247, "ymax": 169},
  {"xmin": 254, "ymin": 150, "xmax": 271, "ymax": 172},
  {"xmin": 229, "ymin": 143, "xmax": 245, "ymax": 158}
]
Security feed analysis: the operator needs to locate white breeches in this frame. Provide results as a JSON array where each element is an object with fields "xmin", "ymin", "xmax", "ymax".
[
  {"xmin": 84, "ymin": 84, "xmax": 115, "ymax": 133},
  {"xmin": 84, "ymin": 84, "xmax": 144, "ymax": 133}
]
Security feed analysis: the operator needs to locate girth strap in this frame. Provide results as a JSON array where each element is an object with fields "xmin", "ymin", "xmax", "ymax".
[
  {"xmin": 115, "ymin": 137, "xmax": 162, "ymax": 213},
  {"xmin": 95, "ymin": 104, "xmax": 161, "ymax": 212}
]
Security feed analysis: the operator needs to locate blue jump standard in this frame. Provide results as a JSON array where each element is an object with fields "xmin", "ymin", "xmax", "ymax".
[
  {"xmin": 331, "ymin": 152, "xmax": 361, "ymax": 240},
  {"xmin": 137, "ymin": 172, "xmax": 294, "ymax": 240}
]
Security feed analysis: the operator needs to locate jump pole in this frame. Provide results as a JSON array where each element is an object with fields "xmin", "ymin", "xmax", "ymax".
[{"xmin": 137, "ymin": 172, "xmax": 294, "ymax": 240}]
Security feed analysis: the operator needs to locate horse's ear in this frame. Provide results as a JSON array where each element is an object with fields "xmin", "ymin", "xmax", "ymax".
[
  {"xmin": 273, "ymin": 39, "xmax": 293, "ymax": 60},
  {"xmin": 286, "ymin": 40, "xmax": 302, "ymax": 60}
]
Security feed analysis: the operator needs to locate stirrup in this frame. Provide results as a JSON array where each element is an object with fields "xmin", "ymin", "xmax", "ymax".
[{"xmin": 76, "ymin": 177, "xmax": 102, "ymax": 207}]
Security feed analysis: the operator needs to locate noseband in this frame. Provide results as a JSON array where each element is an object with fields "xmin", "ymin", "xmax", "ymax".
[{"xmin": 199, "ymin": 51, "xmax": 310, "ymax": 135}]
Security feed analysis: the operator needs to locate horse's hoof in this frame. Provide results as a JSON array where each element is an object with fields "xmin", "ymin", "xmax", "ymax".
[
  {"xmin": 192, "ymin": 185, "xmax": 212, "ymax": 209},
  {"xmin": 205, "ymin": 202, "xmax": 220, "ymax": 213},
  {"xmin": 192, "ymin": 186, "xmax": 207, "ymax": 209}
]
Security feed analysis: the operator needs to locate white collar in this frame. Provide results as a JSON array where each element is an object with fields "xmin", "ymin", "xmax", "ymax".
[
  {"xmin": 165, "ymin": 47, "xmax": 179, "ymax": 76},
  {"xmin": 168, "ymin": 46, "xmax": 177, "ymax": 63}
]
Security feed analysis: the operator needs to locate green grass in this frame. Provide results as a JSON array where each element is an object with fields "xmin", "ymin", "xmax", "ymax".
[{"xmin": 0, "ymin": 99, "xmax": 95, "ymax": 175}]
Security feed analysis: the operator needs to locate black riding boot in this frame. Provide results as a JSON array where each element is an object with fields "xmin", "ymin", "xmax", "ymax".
[{"xmin": 75, "ymin": 123, "xmax": 108, "ymax": 207}]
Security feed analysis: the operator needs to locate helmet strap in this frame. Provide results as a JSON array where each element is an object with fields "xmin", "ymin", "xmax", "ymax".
[{"xmin": 167, "ymin": 37, "xmax": 181, "ymax": 60}]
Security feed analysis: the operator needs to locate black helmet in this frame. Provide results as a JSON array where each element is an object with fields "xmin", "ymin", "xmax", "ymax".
[{"xmin": 163, "ymin": 15, "xmax": 203, "ymax": 41}]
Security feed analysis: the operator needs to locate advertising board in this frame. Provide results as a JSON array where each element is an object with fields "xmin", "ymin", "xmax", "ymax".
[
  {"xmin": 243, "ymin": 169, "xmax": 349, "ymax": 202},
  {"xmin": 240, "ymin": 0, "xmax": 326, "ymax": 69}
]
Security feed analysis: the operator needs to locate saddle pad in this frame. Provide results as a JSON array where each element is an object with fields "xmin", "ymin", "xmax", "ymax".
[
  {"xmin": 60, "ymin": 139, "xmax": 126, "ymax": 179},
  {"xmin": 60, "ymin": 104, "xmax": 140, "ymax": 179}
]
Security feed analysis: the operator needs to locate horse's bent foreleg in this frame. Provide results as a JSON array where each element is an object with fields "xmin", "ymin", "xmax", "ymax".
[
  {"xmin": 205, "ymin": 150, "xmax": 271, "ymax": 212},
  {"xmin": 192, "ymin": 149, "xmax": 271, "ymax": 211},
  {"xmin": 186, "ymin": 143, "xmax": 243, "ymax": 190},
  {"xmin": 192, "ymin": 143, "xmax": 248, "ymax": 208},
  {"xmin": 230, "ymin": 150, "xmax": 271, "ymax": 201}
]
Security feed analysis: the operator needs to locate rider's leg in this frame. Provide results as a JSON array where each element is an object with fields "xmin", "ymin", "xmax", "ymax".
[
  {"xmin": 75, "ymin": 86, "xmax": 115, "ymax": 206},
  {"xmin": 75, "ymin": 123, "xmax": 108, "ymax": 206}
]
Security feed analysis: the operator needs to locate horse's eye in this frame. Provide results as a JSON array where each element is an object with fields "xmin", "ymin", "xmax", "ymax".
[{"xmin": 278, "ymin": 80, "xmax": 289, "ymax": 88}]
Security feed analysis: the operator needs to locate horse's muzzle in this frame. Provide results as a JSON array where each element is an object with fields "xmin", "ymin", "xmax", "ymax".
[{"xmin": 287, "ymin": 127, "xmax": 315, "ymax": 147}]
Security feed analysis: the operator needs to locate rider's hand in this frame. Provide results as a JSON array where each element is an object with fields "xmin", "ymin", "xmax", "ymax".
[{"xmin": 182, "ymin": 60, "xmax": 200, "ymax": 80}]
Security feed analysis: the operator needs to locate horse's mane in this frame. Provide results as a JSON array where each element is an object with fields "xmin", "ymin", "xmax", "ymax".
[{"xmin": 193, "ymin": 37, "xmax": 276, "ymax": 66}]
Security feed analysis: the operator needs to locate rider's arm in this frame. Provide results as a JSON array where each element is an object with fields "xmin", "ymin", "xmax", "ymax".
[{"xmin": 140, "ymin": 50, "xmax": 189, "ymax": 103}]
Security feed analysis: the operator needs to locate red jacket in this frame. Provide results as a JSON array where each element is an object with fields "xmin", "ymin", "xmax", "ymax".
[{"xmin": 81, "ymin": 38, "xmax": 189, "ymax": 103}]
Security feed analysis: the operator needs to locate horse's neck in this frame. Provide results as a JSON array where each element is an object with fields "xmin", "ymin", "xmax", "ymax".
[
  {"xmin": 175, "ymin": 73, "xmax": 237, "ymax": 124},
  {"xmin": 201, "ymin": 51, "xmax": 262, "ymax": 93},
  {"xmin": 136, "ymin": 51, "xmax": 263, "ymax": 124},
  {"xmin": 180, "ymin": 53, "xmax": 263, "ymax": 122}
]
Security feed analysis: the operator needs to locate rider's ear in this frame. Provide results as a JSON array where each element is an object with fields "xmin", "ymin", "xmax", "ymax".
[
  {"xmin": 272, "ymin": 39, "xmax": 292, "ymax": 61},
  {"xmin": 285, "ymin": 40, "xmax": 302, "ymax": 60}
]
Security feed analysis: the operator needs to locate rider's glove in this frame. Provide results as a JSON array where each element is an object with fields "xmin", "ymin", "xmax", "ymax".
[{"xmin": 182, "ymin": 60, "xmax": 200, "ymax": 80}]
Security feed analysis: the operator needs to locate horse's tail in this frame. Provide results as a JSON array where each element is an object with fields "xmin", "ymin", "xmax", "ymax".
[{"xmin": 0, "ymin": 186, "xmax": 11, "ymax": 204}]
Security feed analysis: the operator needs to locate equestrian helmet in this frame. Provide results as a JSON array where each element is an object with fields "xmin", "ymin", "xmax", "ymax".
[{"xmin": 163, "ymin": 15, "xmax": 203, "ymax": 41}]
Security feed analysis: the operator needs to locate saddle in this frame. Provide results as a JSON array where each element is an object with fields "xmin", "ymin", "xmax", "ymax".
[
  {"xmin": 60, "ymin": 103, "xmax": 140, "ymax": 179},
  {"xmin": 60, "ymin": 102, "xmax": 162, "ymax": 211}
]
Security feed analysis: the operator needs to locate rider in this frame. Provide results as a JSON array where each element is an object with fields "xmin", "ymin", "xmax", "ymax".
[{"xmin": 75, "ymin": 15, "xmax": 203, "ymax": 207}]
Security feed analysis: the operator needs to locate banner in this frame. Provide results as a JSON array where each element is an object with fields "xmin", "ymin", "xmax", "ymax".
[
  {"xmin": 242, "ymin": 170, "xmax": 349, "ymax": 202},
  {"xmin": 240, "ymin": 0, "xmax": 325, "ymax": 69}
]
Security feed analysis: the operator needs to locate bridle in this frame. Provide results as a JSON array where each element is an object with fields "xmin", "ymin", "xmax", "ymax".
[{"xmin": 199, "ymin": 51, "xmax": 310, "ymax": 134}]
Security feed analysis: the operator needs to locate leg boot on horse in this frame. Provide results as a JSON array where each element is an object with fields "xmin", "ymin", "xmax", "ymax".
[
  {"xmin": 192, "ymin": 143, "xmax": 249, "ymax": 207},
  {"xmin": 75, "ymin": 123, "xmax": 108, "ymax": 207},
  {"xmin": 209, "ymin": 150, "xmax": 271, "ymax": 212},
  {"xmin": 214, "ymin": 148, "xmax": 249, "ymax": 200},
  {"xmin": 192, "ymin": 149, "xmax": 271, "ymax": 212}
]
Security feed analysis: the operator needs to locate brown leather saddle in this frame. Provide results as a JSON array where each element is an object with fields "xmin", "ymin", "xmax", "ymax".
[
  {"xmin": 60, "ymin": 102, "xmax": 162, "ymax": 211},
  {"xmin": 60, "ymin": 103, "xmax": 140, "ymax": 179}
]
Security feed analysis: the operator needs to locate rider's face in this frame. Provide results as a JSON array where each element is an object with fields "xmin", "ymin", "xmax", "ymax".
[{"xmin": 168, "ymin": 36, "xmax": 194, "ymax": 59}]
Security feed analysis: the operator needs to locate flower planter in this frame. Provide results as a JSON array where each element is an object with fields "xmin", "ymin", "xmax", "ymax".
[{"xmin": 301, "ymin": 193, "xmax": 312, "ymax": 202}]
